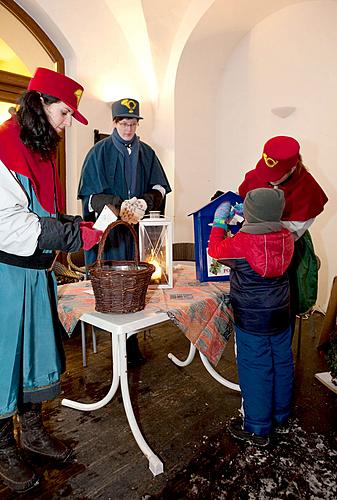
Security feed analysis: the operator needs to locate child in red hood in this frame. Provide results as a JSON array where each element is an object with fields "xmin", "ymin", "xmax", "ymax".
[{"xmin": 209, "ymin": 188, "xmax": 294, "ymax": 446}]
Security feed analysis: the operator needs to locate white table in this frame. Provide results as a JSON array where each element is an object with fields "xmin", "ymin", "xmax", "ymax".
[
  {"xmin": 59, "ymin": 263, "xmax": 240, "ymax": 476},
  {"xmin": 62, "ymin": 308, "xmax": 240, "ymax": 476},
  {"xmin": 62, "ymin": 309, "xmax": 168, "ymax": 476}
]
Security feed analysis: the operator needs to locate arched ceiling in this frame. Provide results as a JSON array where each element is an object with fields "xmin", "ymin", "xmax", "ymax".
[
  {"xmin": 9, "ymin": 0, "xmax": 327, "ymax": 125},
  {"xmin": 10, "ymin": 0, "xmax": 325, "ymax": 101}
]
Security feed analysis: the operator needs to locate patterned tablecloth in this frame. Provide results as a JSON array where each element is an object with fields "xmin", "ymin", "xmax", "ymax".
[{"xmin": 57, "ymin": 264, "xmax": 233, "ymax": 366}]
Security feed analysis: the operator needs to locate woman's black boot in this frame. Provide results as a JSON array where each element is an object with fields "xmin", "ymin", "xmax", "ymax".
[
  {"xmin": 0, "ymin": 417, "xmax": 39, "ymax": 492},
  {"xmin": 18, "ymin": 403, "xmax": 72, "ymax": 463}
]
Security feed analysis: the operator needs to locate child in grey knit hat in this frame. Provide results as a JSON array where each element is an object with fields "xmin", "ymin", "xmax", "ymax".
[{"xmin": 209, "ymin": 188, "xmax": 295, "ymax": 447}]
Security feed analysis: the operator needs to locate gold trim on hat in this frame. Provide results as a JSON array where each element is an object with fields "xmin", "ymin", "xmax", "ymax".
[
  {"xmin": 74, "ymin": 88, "xmax": 83, "ymax": 105},
  {"xmin": 121, "ymin": 98, "xmax": 137, "ymax": 113},
  {"xmin": 263, "ymin": 153, "xmax": 278, "ymax": 168}
]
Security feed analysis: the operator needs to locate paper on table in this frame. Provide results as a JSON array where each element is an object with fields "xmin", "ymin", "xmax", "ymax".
[{"xmin": 93, "ymin": 205, "xmax": 117, "ymax": 231}]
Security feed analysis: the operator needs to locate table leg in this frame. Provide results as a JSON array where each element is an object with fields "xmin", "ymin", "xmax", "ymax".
[
  {"xmin": 92, "ymin": 325, "xmax": 97, "ymax": 353},
  {"xmin": 119, "ymin": 333, "xmax": 164, "ymax": 476},
  {"xmin": 81, "ymin": 321, "xmax": 87, "ymax": 368},
  {"xmin": 168, "ymin": 343, "xmax": 196, "ymax": 367},
  {"xmin": 199, "ymin": 352, "xmax": 240, "ymax": 392},
  {"xmin": 62, "ymin": 333, "xmax": 120, "ymax": 410}
]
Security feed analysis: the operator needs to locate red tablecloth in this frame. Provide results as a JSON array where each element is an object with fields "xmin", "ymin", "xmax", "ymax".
[{"xmin": 57, "ymin": 264, "xmax": 233, "ymax": 366}]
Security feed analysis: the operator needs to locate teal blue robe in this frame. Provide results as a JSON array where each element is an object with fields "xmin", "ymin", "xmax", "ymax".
[{"xmin": 0, "ymin": 175, "xmax": 64, "ymax": 418}]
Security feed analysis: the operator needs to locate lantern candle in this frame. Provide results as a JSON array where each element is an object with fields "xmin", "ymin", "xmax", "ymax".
[{"xmin": 139, "ymin": 215, "xmax": 173, "ymax": 288}]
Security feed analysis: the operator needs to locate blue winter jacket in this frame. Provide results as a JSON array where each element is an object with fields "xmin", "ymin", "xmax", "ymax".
[{"xmin": 208, "ymin": 227, "xmax": 294, "ymax": 335}]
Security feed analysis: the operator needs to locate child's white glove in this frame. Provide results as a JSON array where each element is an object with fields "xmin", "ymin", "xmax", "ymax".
[{"xmin": 120, "ymin": 197, "xmax": 147, "ymax": 224}]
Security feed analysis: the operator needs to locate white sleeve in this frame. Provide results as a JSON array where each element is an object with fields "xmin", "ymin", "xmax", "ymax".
[
  {"xmin": 0, "ymin": 161, "xmax": 41, "ymax": 256},
  {"xmin": 152, "ymin": 185, "xmax": 166, "ymax": 197},
  {"xmin": 281, "ymin": 218, "xmax": 315, "ymax": 241},
  {"xmin": 88, "ymin": 194, "xmax": 94, "ymax": 212}
]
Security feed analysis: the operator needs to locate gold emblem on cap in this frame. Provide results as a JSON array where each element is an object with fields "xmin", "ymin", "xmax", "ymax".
[
  {"xmin": 121, "ymin": 99, "xmax": 137, "ymax": 113},
  {"xmin": 74, "ymin": 89, "xmax": 83, "ymax": 105},
  {"xmin": 263, "ymin": 153, "xmax": 278, "ymax": 168}
]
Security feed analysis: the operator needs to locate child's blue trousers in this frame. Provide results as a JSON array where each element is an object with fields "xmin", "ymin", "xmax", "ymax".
[{"xmin": 235, "ymin": 325, "xmax": 294, "ymax": 436}]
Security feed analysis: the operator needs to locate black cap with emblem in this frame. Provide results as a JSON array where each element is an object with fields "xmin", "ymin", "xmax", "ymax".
[{"xmin": 111, "ymin": 98, "xmax": 143, "ymax": 119}]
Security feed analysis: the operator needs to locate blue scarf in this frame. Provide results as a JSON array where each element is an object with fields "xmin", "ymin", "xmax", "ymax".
[{"xmin": 112, "ymin": 128, "xmax": 140, "ymax": 198}]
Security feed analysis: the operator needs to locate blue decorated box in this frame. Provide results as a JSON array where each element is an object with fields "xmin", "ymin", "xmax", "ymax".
[{"xmin": 189, "ymin": 191, "xmax": 243, "ymax": 282}]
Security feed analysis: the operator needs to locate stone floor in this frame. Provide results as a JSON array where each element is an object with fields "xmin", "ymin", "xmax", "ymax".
[{"xmin": 1, "ymin": 312, "xmax": 336, "ymax": 499}]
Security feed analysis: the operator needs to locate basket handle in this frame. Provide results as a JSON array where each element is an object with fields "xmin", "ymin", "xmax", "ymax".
[{"xmin": 96, "ymin": 220, "xmax": 140, "ymax": 266}]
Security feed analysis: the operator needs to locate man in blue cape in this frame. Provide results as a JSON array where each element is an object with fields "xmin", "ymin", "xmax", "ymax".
[{"xmin": 78, "ymin": 98, "xmax": 171, "ymax": 364}]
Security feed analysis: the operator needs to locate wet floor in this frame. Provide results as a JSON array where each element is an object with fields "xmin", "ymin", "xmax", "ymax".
[{"xmin": 1, "ymin": 312, "xmax": 336, "ymax": 499}]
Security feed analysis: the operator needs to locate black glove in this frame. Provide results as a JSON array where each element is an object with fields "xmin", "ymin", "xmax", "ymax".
[
  {"xmin": 141, "ymin": 189, "xmax": 163, "ymax": 212},
  {"xmin": 38, "ymin": 217, "xmax": 82, "ymax": 252},
  {"xmin": 211, "ymin": 190, "xmax": 224, "ymax": 201},
  {"xmin": 210, "ymin": 190, "xmax": 224, "ymax": 201},
  {"xmin": 57, "ymin": 213, "xmax": 83, "ymax": 224},
  {"xmin": 91, "ymin": 194, "xmax": 123, "ymax": 215}
]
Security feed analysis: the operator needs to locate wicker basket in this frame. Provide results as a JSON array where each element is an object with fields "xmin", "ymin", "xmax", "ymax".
[{"xmin": 90, "ymin": 220, "xmax": 155, "ymax": 313}]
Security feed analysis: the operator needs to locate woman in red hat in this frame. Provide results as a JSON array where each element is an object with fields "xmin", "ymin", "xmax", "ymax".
[
  {"xmin": 238, "ymin": 136, "xmax": 328, "ymax": 321},
  {"xmin": 0, "ymin": 67, "xmax": 101, "ymax": 493}
]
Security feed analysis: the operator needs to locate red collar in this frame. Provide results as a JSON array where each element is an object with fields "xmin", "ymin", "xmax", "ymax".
[
  {"xmin": 0, "ymin": 117, "xmax": 64, "ymax": 213},
  {"xmin": 239, "ymin": 166, "xmax": 327, "ymax": 221}
]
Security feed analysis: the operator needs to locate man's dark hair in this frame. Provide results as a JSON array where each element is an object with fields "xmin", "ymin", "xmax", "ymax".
[{"xmin": 113, "ymin": 116, "xmax": 139, "ymax": 124}]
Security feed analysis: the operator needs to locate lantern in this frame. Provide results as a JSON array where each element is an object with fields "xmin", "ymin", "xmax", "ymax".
[{"xmin": 139, "ymin": 212, "xmax": 173, "ymax": 288}]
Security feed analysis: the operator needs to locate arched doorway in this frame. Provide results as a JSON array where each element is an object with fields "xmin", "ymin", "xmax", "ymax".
[{"xmin": 0, "ymin": 0, "xmax": 67, "ymax": 201}]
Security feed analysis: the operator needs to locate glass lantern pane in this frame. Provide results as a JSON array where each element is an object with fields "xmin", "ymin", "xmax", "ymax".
[{"xmin": 142, "ymin": 225, "xmax": 169, "ymax": 286}]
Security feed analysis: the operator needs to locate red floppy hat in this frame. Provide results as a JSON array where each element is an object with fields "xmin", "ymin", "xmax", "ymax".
[
  {"xmin": 28, "ymin": 67, "xmax": 88, "ymax": 125},
  {"xmin": 255, "ymin": 136, "xmax": 300, "ymax": 183}
]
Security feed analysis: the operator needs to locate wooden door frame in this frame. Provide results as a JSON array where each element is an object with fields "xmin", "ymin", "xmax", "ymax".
[{"xmin": 0, "ymin": 0, "xmax": 67, "ymax": 205}]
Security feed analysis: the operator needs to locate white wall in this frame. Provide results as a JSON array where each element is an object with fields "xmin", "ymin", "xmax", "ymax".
[
  {"xmin": 15, "ymin": 0, "xmax": 160, "ymax": 215},
  {"xmin": 175, "ymin": 0, "xmax": 337, "ymax": 308},
  {"xmin": 214, "ymin": 0, "xmax": 337, "ymax": 308},
  {"xmin": 14, "ymin": 0, "xmax": 215, "ymax": 222},
  {"xmin": 174, "ymin": 0, "xmax": 301, "ymax": 242}
]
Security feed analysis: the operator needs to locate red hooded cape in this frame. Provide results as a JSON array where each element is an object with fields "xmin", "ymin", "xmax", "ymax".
[
  {"xmin": 238, "ymin": 166, "xmax": 327, "ymax": 221},
  {"xmin": 0, "ymin": 117, "xmax": 64, "ymax": 213}
]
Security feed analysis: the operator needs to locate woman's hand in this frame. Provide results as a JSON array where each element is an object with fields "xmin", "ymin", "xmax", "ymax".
[{"xmin": 79, "ymin": 222, "xmax": 103, "ymax": 250}]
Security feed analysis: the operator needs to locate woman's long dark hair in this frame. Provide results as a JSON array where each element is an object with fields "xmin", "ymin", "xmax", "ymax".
[
  {"xmin": 16, "ymin": 90, "xmax": 61, "ymax": 160},
  {"xmin": 297, "ymin": 154, "xmax": 308, "ymax": 173}
]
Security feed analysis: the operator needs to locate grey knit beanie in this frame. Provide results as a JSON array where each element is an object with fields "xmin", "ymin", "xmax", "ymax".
[{"xmin": 243, "ymin": 188, "xmax": 285, "ymax": 223}]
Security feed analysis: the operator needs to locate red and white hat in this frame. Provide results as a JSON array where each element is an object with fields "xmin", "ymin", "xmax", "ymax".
[
  {"xmin": 28, "ymin": 67, "xmax": 88, "ymax": 125},
  {"xmin": 255, "ymin": 136, "xmax": 300, "ymax": 182}
]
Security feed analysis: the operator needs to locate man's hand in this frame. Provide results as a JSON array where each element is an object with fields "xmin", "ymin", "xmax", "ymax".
[
  {"xmin": 141, "ymin": 189, "xmax": 163, "ymax": 212},
  {"xmin": 91, "ymin": 194, "xmax": 122, "ymax": 215}
]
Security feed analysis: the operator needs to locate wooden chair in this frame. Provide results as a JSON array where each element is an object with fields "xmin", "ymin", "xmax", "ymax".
[
  {"xmin": 94, "ymin": 129, "xmax": 109, "ymax": 144},
  {"xmin": 67, "ymin": 250, "xmax": 87, "ymax": 277},
  {"xmin": 173, "ymin": 242, "xmax": 195, "ymax": 262},
  {"xmin": 52, "ymin": 259, "xmax": 84, "ymax": 285}
]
